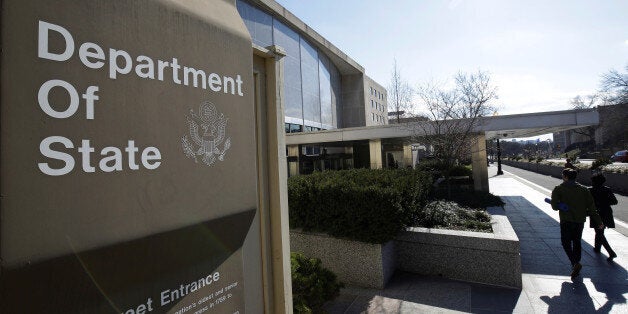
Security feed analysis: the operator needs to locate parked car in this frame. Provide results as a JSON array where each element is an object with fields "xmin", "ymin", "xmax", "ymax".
[{"xmin": 610, "ymin": 150, "xmax": 628, "ymax": 162}]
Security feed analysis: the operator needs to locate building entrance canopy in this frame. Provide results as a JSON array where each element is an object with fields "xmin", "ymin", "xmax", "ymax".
[
  {"xmin": 285, "ymin": 108, "xmax": 599, "ymax": 192},
  {"xmin": 286, "ymin": 108, "xmax": 599, "ymax": 145}
]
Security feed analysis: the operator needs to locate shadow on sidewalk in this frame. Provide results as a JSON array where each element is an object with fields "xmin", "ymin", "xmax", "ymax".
[
  {"xmin": 502, "ymin": 195, "xmax": 627, "ymax": 313},
  {"xmin": 324, "ymin": 271, "xmax": 524, "ymax": 313}
]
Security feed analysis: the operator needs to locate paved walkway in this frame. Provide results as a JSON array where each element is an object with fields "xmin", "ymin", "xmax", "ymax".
[{"xmin": 323, "ymin": 165, "xmax": 628, "ymax": 313}]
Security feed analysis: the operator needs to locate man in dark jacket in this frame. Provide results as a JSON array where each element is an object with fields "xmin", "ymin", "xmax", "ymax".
[
  {"xmin": 551, "ymin": 168, "xmax": 603, "ymax": 277},
  {"xmin": 589, "ymin": 173, "xmax": 618, "ymax": 261}
]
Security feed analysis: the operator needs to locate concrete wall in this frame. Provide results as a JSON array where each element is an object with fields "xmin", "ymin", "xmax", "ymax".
[
  {"xmin": 341, "ymin": 74, "xmax": 366, "ymax": 127},
  {"xmin": 396, "ymin": 207, "xmax": 522, "ymax": 288},
  {"xmin": 503, "ymin": 160, "xmax": 628, "ymax": 194},
  {"xmin": 290, "ymin": 230, "xmax": 396, "ymax": 289},
  {"xmin": 364, "ymin": 75, "xmax": 388, "ymax": 126},
  {"xmin": 290, "ymin": 206, "xmax": 522, "ymax": 289}
]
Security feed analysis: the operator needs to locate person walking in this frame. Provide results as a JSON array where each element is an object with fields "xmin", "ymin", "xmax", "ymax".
[
  {"xmin": 589, "ymin": 173, "xmax": 618, "ymax": 261},
  {"xmin": 551, "ymin": 168, "xmax": 604, "ymax": 277}
]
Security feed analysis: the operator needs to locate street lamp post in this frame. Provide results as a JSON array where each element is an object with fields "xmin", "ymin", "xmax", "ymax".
[{"xmin": 497, "ymin": 138, "xmax": 503, "ymax": 175}]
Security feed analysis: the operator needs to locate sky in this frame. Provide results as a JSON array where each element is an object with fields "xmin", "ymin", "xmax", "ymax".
[{"xmin": 275, "ymin": 0, "xmax": 628, "ymax": 122}]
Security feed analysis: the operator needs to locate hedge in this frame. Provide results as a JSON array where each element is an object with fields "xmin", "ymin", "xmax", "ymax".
[{"xmin": 288, "ymin": 169, "xmax": 432, "ymax": 244}]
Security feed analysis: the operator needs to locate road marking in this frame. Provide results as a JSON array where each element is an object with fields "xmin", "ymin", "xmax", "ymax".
[{"xmin": 503, "ymin": 170, "xmax": 552, "ymax": 193}]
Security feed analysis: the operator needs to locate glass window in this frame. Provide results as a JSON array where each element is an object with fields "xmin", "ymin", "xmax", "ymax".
[
  {"xmin": 289, "ymin": 124, "xmax": 303, "ymax": 133},
  {"xmin": 372, "ymin": 113, "xmax": 375, "ymax": 121},
  {"xmin": 274, "ymin": 21, "xmax": 303, "ymax": 125},
  {"xmin": 330, "ymin": 64, "xmax": 341, "ymax": 128},
  {"xmin": 319, "ymin": 54, "xmax": 333, "ymax": 128},
  {"xmin": 236, "ymin": 1, "xmax": 273, "ymax": 47},
  {"xmin": 285, "ymin": 123, "xmax": 290, "ymax": 133},
  {"xmin": 300, "ymin": 38, "xmax": 321, "ymax": 127}
]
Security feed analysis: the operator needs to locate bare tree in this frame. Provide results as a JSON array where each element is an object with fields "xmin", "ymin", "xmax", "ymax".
[
  {"xmin": 388, "ymin": 59, "xmax": 414, "ymax": 123},
  {"xmin": 569, "ymin": 94, "xmax": 599, "ymax": 143},
  {"xmin": 570, "ymin": 94, "xmax": 599, "ymax": 110},
  {"xmin": 412, "ymin": 71, "xmax": 498, "ymax": 170},
  {"xmin": 600, "ymin": 64, "xmax": 628, "ymax": 105}
]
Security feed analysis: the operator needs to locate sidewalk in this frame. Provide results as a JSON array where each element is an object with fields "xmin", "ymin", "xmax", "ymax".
[{"xmin": 323, "ymin": 166, "xmax": 628, "ymax": 313}]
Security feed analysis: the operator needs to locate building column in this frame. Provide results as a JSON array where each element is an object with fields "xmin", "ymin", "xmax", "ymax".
[
  {"xmin": 403, "ymin": 144, "xmax": 413, "ymax": 168},
  {"xmin": 471, "ymin": 134, "xmax": 489, "ymax": 192},
  {"xmin": 369, "ymin": 139, "xmax": 383, "ymax": 169},
  {"xmin": 287, "ymin": 145, "xmax": 300, "ymax": 176},
  {"xmin": 254, "ymin": 44, "xmax": 293, "ymax": 313}
]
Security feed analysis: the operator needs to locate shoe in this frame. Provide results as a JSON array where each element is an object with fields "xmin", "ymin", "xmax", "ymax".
[
  {"xmin": 571, "ymin": 263, "xmax": 582, "ymax": 277},
  {"xmin": 607, "ymin": 252, "xmax": 617, "ymax": 262}
]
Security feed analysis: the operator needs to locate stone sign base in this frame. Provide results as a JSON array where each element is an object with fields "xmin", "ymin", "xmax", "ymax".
[{"xmin": 290, "ymin": 230, "xmax": 395, "ymax": 289}]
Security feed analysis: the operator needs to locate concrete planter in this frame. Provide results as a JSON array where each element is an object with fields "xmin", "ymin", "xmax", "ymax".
[
  {"xmin": 290, "ymin": 230, "xmax": 395, "ymax": 289},
  {"xmin": 395, "ymin": 207, "xmax": 522, "ymax": 288}
]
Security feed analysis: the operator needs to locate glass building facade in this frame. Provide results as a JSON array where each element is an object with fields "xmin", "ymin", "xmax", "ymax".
[{"xmin": 237, "ymin": 0, "xmax": 341, "ymax": 132}]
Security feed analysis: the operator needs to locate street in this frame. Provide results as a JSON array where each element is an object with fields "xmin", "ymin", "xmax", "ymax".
[{"xmin": 494, "ymin": 164, "xmax": 628, "ymax": 236}]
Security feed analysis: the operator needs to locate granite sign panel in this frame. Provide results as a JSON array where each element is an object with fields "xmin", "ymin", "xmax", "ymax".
[{"xmin": 1, "ymin": 0, "xmax": 261, "ymax": 312}]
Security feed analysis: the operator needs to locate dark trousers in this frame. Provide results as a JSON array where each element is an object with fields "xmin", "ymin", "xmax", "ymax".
[
  {"xmin": 560, "ymin": 222, "xmax": 584, "ymax": 266},
  {"xmin": 594, "ymin": 228, "xmax": 615, "ymax": 255}
]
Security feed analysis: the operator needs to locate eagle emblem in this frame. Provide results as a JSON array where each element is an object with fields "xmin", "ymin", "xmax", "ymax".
[{"xmin": 181, "ymin": 101, "xmax": 231, "ymax": 166}]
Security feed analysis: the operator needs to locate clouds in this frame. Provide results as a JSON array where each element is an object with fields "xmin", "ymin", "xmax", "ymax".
[{"xmin": 493, "ymin": 73, "xmax": 593, "ymax": 115}]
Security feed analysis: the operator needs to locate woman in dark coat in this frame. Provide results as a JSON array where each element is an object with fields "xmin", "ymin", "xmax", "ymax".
[{"xmin": 589, "ymin": 173, "xmax": 618, "ymax": 261}]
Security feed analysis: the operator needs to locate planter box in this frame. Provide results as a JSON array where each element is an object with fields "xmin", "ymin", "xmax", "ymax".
[
  {"xmin": 395, "ymin": 207, "xmax": 522, "ymax": 288},
  {"xmin": 290, "ymin": 230, "xmax": 395, "ymax": 289}
]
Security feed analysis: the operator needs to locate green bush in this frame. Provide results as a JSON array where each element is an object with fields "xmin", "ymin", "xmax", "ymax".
[
  {"xmin": 291, "ymin": 252, "xmax": 343, "ymax": 314},
  {"xmin": 415, "ymin": 159, "xmax": 448, "ymax": 173},
  {"xmin": 446, "ymin": 165, "xmax": 472, "ymax": 177},
  {"xmin": 434, "ymin": 187, "xmax": 504, "ymax": 209},
  {"xmin": 535, "ymin": 157, "xmax": 544, "ymax": 163},
  {"xmin": 288, "ymin": 169, "xmax": 432, "ymax": 243},
  {"xmin": 591, "ymin": 157, "xmax": 612, "ymax": 170},
  {"xmin": 416, "ymin": 201, "xmax": 492, "ymax": 232}
]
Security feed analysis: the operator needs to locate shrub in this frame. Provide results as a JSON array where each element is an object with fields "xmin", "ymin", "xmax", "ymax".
[
  {"xmin": 591, "ymin": 157, "xmax": 612, "ymax": 170},
  {"xmin": 415, "ymin": 159, "xmax": 448, "ymax": 173},
  {"xmin": 535, "ymin": 157, "xmax": 544, "ymax": 163},
  {"xmin": 434, "ymin": 187, "xmax": 504, "ymax": 209},
  {"xmin": 288, "ymin": 169, "xmax": 432, "ymax": 243},
  {"xmin": 291, "ymin": 252, "xmax": 343, "ymax": 314},
  {"xmin": 446, "ymin": 165, "xmax": 473, "ymax": 177},
  {"xmin": 415, "ymin": 201, "xmax": 492, "ymax": 232}
]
